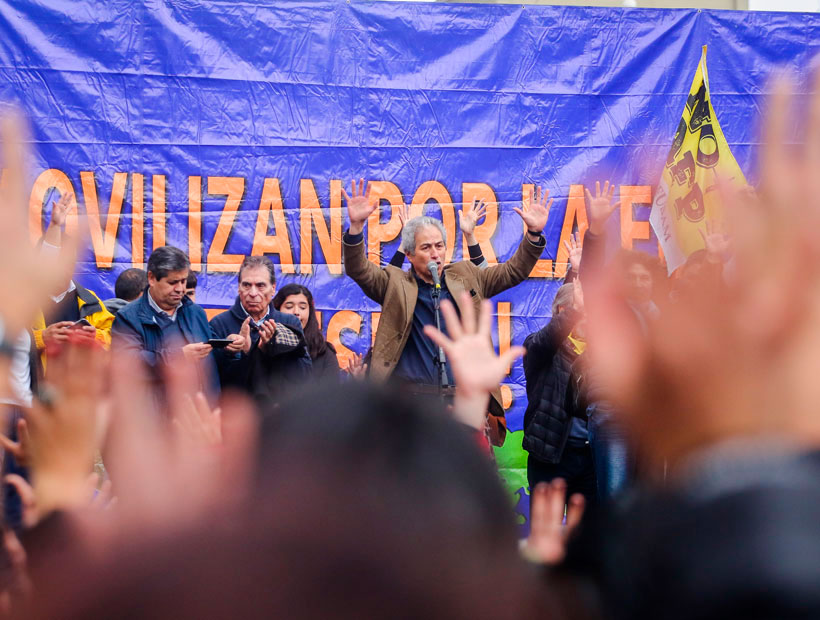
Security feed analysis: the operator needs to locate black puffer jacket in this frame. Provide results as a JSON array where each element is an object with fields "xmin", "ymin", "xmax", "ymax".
[
  {"xmin": 522, "ymin": 308, "xmax": 585, "ymax": 464},
  {"xmin": 311, "ymin": 341, "xmax": 340, "ymax": 382}
]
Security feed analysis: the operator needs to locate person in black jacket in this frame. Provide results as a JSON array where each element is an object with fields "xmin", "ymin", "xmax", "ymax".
[
  {"xmin": 273, "ymin": 284, "xmax": 339, "ymax": 381},
  {"xmin": 522, "ymin": 278, "xmax": 594, "ymax": 506},
  {"xmin": 209, "ymin": 257, "xmax": 311, "ymax": 396}
]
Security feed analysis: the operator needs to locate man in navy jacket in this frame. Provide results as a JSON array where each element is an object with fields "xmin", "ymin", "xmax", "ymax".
[
  {"xmin": 111, "ymin": 246, "xmax": 223, "ymax": 396},
  {"xmin": 209, "ymin": 256, "xmax": 310, "ymax": 396}
]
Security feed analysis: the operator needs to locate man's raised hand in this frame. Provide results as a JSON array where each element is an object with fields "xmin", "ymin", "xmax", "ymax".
[
  {"xmin": 459, "ymin": 198, "xmax": 487, "ymax": 244},
  {"xmin": 0, "ymin": 418, "xmax": 31, "ymax": 467},
  {"xmin": 524, "ymin": 479, "xmax": 585, "ymax": 565},
  {"xmin": 343, "ymin": 178, "xmax": 376, "ymax": 235},
  {"xmin": 424, "ymin": 293, "xmax": 524, "ymax": 430},
  {"xmin": 173, "ymin": 392, "xmax": 222, "ymax": 448},
  {"xmin": 585, "ymin": 181, "xmax": 620, "ymax": 236},
  {"xmin": 513, "ymin": 185, "xmax": 552, "ymax": 235},
  {"xmin": 699, "ymin": 220, "xmax": 731, "ymax": 263},
  {"xmin": 49, "ymin": 192, "xmax": 74, "ymax": 229},
  {"xmin": 397, "ymin": 202, "xmax": 409, "ymax": 228},
  {"xmin": 563, "ymin": 232, "xmax": 583, "ymax": 273},
  {"xmin": 346, "ymin": 352, "xmax": 368, "ymax": 379},
  {"xmin": 25, "ymin": 335, "xmax": 105, "ymax": 517},
  {"xmin": 0, "ymin": 112, "xmax": 78, "ymax": 335}
]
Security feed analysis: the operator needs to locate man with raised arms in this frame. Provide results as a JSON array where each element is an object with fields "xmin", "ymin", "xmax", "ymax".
[{"xmin": 342, "ymin": 179, "xmax": 550, "ymax": 446}]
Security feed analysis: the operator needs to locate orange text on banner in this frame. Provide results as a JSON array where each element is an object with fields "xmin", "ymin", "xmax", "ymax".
[
  {"xmin": 251, "ymin": 178, "xmax": 295, "ymax": 274},
  {"xmin": 461, "ymin": 182, "xmax": 499, "ymax": 264},
  {"xmin": 300, "ymin": 178, "xmax": 342, "ymax": 275},
  {"xmin": 206, "ymin": 176, "xmax": 246, "ymax": 273},
  {"xmin": 366, "ymin": 181, "xmax": 403, "ymax": 266},
  {"xmin": 81, "ymin": 170, "xmax": 127, "ymax": 269}
]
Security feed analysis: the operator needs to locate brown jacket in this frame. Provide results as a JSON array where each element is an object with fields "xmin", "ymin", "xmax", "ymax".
[{"xmin": 343, "ymin": 234, "xmax": 545, "ymax": 446}]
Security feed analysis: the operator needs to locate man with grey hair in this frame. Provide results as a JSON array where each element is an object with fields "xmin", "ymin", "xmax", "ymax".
[
  {"xmin": 209, "ymin": 255, "xmax": 310, "ymax": 395},
  {"xmin": 342, "ymin": 178, "xmax": 551, "ymax": 446},
  {"xmin": 112, "ymin": 245, "xmax": 230, "ymax": 395}
]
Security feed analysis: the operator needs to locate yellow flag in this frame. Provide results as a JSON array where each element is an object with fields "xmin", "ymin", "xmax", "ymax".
[{"xmin": 650, "ymin": 46, "xmax": 746, "ymax": 274}]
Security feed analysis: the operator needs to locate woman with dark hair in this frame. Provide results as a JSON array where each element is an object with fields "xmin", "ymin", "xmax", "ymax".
[{"xmin": 273, "ymin": 284, "xmax": 340, "ymax": 379}]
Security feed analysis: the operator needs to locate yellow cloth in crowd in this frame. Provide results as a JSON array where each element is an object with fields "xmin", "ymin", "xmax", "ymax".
[{"xmin": 567, "ymin": 332, "xmax": 586, "ymax": 355}]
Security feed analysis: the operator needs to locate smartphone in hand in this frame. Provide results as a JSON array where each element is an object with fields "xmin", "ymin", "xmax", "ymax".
[{"xmin": 207, "ymin": 339, "xmax": 233, "ymax": 349}]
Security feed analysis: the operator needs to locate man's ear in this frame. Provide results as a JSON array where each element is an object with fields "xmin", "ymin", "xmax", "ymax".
[{"xmin": 147, "ymin": 272, "xmax": 157, "ymax": 287}]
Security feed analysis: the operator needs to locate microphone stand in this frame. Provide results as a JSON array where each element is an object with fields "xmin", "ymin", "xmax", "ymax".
[{"xmin": 431, "ymin": 284, "xmax": 449, "ymax": 399}]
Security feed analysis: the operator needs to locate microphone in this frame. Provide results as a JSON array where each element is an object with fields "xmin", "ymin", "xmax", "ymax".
[{"xmin": 427, "ymin": 261, "xmax": 441, "ymax": 290}]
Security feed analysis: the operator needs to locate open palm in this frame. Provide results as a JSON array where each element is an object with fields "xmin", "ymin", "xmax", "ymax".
[
  {"xmin": 50, "ymin": 191, "xmax": 74, "ymax": 228},
  {"xmin": 424, "ymin": 293, "xmax": 524, "ymax": 399},
  {"xmin": 586, "ymin": 180, "xmax": 620, "ymax": 235},
  {"xmin": 513, "ymin": 185, "xmax": 552, "ymax": 233},
  {"xmin": 459, "ymin": 198, "xmax": 487, "ymax": 237},
  {"xmin": 342, "ymin": 178, "xmax": 376, "ymax": 227}
]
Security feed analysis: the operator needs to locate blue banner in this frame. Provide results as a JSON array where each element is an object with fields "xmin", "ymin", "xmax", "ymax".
[{"xmin": 2, "ymin": 0, "xmax": 818, "ymax": 530}]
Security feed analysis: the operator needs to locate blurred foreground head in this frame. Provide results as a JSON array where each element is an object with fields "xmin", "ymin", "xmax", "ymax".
[
  {"xmin": 30, "ymin": 382, "xmax": 549, "ymax": 620},
  {"xmin": 585, "ymin": 72, "xmax": 820, "ymax": 474}
]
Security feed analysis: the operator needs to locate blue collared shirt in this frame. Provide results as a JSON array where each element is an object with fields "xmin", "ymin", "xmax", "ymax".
[{"xmin": 147, "ymin": 289, "xmax": 181, "ymax": 322}]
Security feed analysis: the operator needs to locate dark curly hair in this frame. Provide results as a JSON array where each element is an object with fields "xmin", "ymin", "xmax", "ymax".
[{"xmin": 272, "ymin": 284, "xmax": 328, "ymax": 360}]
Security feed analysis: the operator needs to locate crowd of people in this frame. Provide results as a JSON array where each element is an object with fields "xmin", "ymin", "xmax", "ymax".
[{"xmin": 0, "ymin": 74, "xmax": 819, "ymax": 619}]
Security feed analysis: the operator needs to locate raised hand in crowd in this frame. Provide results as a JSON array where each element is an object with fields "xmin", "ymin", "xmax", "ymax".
[
  {"xmin": 225, "ymin": 316, "xmax": 251, "ymax": 354},
  {"xmin": 0, "ymin": 417, "xmax": 31, "ymax": 467},
  {"xmin": 50, "ymin": 191, "xmax": 74, "ymax": 229},
  {"xmin": 573, "ymin": 279, "xmax": 585, "ymax": 313},
  {"xmin": 424, "ymin": 293, "xmax": 525, "ymax": 430},
  {"xmin": 86, "ymin": 472, "xmax": 116, "ymax": 512},
  {"xmin": 0, "ymin": 113, "xmax": 78, "ymax": 338},
  {"xmin": 513, "ymin": 185, "xmax": 552, "ymax": 237},
  {"xmin": 524, "ymin": 479, "xmax": 585, "ymax": 565},
  {"xmin": 5, "ymin": 473, "xmax": 38, "ymax": 529},
  {"xmin": 99, "ymin": 350, "xmax": 257, "ymax": 533},
  {"xmin": 24, "ymin": 334, "xmax": 106, "ymax": 518},
  {"xmin": 181, "ymin": 342, "xmax": 212, "ymax": 361},
  {"xmin": 585, "ymin": 180, "xmax": 620, "ymax": 235},
  {"xmin": 0, "ymin": 528, "xmax": 30, "ymax": 614},
  {"xmin": 459, "ymin": 197, "xmax": 488, "ymax": 245},
  {"xmin": 563, "ymin": 231, "xmax": 583, "ymax": 273},
  {"xmin": 699, "ymin": 219, "xmax": 731, "ymax": 264},
  {"xmin": 397, "ymin": 201, "xmax": 409, "ymax": 228},
  {"xmin": 42, "ymin": 191, "xmax": 75, "ymax": 247},
  {"xmin": 343, "ymin": 178, "xmax": 376, "ymax": 235},
  {"xmin": 5, "ymin": 471, "xmax": 114, "ymax": 531},
  {"xmin": 580, "ymin": 81, "xmax": 820, "ymax": 470},
  {"xmin": 172, "ymin": 392, "xmax": 223, "ymax": 448},
  {"xmin": 345, "ymin": 352, "xmax": 368, "ymax": 379}
]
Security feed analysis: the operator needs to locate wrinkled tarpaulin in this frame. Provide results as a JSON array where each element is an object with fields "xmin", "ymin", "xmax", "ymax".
[{"xmin": 1, "ymin": 0, "xmax": 817, "ymax": 530}]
